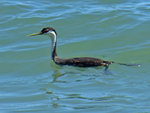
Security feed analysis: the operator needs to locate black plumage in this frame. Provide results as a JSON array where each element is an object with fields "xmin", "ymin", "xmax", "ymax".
[{"xmin": 54, "ymin": 57, "xmax": 112, "ymax": 67}]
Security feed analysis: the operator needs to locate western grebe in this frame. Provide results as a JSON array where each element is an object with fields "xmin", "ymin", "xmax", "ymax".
[{"xmin": 28, "ymin": 27, "xmax": 140, "ymax": 70}]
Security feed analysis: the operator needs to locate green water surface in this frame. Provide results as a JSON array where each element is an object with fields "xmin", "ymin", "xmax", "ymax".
[{"xmin": 0, "ymin": 0, "xmax": 150, "ymax": 113}]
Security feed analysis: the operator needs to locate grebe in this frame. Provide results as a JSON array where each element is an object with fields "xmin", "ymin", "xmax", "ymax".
[{"xmin": 28, "ymin": 27, "xmax": 140, "ymax": 70}]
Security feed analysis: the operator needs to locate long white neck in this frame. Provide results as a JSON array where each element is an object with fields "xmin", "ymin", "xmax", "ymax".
[{"xmin": 48, "ymin": 31, "xmax": 57, "ymax": 61}]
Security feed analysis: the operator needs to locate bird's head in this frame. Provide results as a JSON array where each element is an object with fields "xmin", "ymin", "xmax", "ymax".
[{"xmin": 28, "ymin": 27, "xmax": 57, "ymax": 38}]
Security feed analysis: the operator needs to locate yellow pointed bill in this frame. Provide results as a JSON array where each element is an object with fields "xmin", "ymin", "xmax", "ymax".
[{"xmin": 27, "ymin": 32, "xmax": 42, "ymax": 36}]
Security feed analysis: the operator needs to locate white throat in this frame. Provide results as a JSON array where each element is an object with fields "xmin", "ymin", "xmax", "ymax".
[
  {"xmin": 48, "ymin": 31, "xmax": 56, "ymax": 47},
  {"xmin": 47, "ymin": 31, "xmax": 57, "ymax": 59}
]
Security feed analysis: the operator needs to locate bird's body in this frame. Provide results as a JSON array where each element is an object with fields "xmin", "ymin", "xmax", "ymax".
[
  {"xmin": 54, "ymin": 57, "xmax": 112, "ymax": 67},
  {"xmin": 28, "ymin": 27, "xmax": 140, "ymax": 70}
]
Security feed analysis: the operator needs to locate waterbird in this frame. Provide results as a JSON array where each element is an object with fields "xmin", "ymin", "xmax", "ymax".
[{"xmin": 28, "ymin": 27, "xmax": 140, "ymax": 71}]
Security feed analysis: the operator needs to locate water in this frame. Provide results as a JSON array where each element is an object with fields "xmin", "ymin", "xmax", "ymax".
[{"xmin": 0, "ymin": 0, "xmax": 150, "ymax": 113}]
